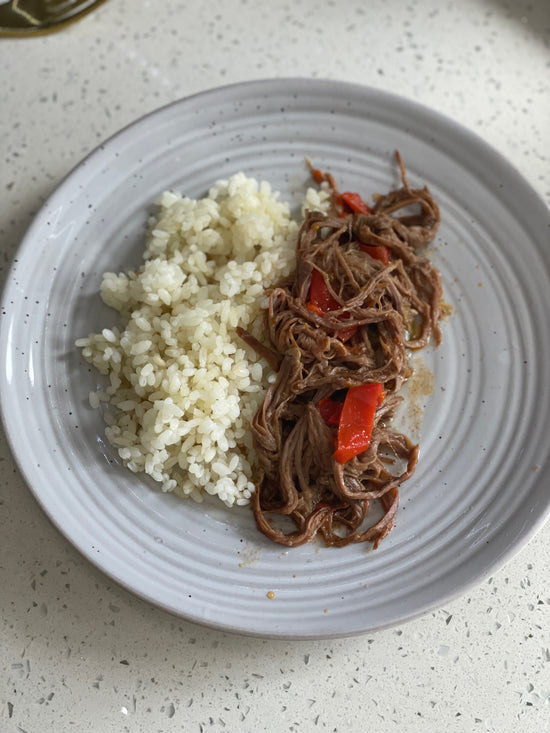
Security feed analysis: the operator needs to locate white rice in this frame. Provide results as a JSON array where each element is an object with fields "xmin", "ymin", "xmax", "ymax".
[{"xmin": 76, "ymin": 173, "xmax": 330, "ymax": 506}]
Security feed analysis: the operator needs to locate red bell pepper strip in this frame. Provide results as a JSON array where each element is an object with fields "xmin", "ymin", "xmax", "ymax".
[
  {"xmin": 308, "ymin": 268, "xmax": 340, "ymax": 312},
  {"xmin": 340, "ymin": 191, "xmax": 371, "ymax": 215},
  {"xmin": 337, "ymin": 327, "xmax": 358, "ymax": 342},
  {"xmin": 307, "ymin": 269, "xmax": 357, "ymax": 342},
  {"xmin": 333, "ymin": 383, "xmax": 385, "ymax": 464},
  {"xmin": 308, "ymin": 165, "xmax": 337, "ymax": 189},
  {"xmin": 318, "ymin": 394, "xmax": 344, "ymax": 426},
  {"xmin": 307, "ymin": 162, "xmax": 372, "ymax": 217},
  {"xmin": 359, "ymin": 243, "xmax": 391, "ymax": 265}
]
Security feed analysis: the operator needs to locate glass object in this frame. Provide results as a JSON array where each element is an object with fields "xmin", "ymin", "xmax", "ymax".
[{"xmin": 0, "ymin": 0, "xmax": 106, "ymax": 36}]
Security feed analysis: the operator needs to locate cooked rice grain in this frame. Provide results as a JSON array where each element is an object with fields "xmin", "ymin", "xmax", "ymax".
[{"xmin": 76, "ymin": 173, "xmax": 330, "ymax": 506}]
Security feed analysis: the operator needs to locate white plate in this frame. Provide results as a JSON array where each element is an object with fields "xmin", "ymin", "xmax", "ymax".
[{"xmin": 1, "ymin": 79, "xmax": 549, "ymax": 639}]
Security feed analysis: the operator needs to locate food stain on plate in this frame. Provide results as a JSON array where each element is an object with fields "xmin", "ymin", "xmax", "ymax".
[
  {"xmin": 237, "ymin": 544, "xmax": 262, "ymax": 567},
  {"xmin": 392, "ymin": 355, "xmax": 435, "ymax": 440}
]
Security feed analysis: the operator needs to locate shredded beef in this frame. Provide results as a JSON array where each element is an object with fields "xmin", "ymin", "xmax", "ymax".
[{"xmin": 245, "ymin": 153, "xmax": 442, "ymax": 548}]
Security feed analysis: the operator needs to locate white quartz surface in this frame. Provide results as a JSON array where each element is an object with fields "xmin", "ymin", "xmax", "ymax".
[{"xmin": 1, "ymin": 1, "xmax": 549, "ymax": 731}]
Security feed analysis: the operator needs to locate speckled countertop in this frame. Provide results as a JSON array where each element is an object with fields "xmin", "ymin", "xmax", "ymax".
[{"xmin": 1, "ymin": 1, "xmax": 549, "ymax": 731}]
